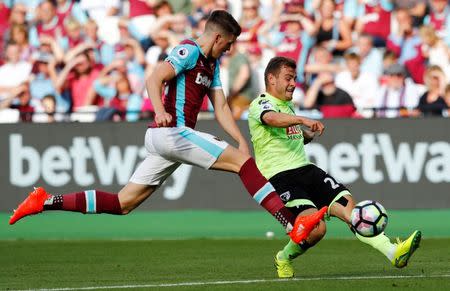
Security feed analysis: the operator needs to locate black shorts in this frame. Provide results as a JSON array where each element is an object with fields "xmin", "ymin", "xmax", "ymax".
[{"xmin": 269, "ymin": 164, "xmax": 350, "ymax": 216}]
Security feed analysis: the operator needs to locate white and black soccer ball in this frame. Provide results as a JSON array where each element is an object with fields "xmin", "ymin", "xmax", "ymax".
[{"xmin": 350, "ymin": 200, "xmax": 388, "ymax": 237}]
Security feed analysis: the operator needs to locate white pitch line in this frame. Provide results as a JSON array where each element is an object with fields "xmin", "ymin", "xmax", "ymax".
[{"xmin": 12, "ymin": 274, "xmax": 450, "ymax": 291}]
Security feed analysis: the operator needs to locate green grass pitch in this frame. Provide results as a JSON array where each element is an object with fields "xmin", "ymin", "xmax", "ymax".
[
  {"xmin": 2, "ymin": 238, "xmax": 450, "ymax": 290},
  {"xmin": 2, "ymin": 210, "xmax": 450, "ymax": 290}
]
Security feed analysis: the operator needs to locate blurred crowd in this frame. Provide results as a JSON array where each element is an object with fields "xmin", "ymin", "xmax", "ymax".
[{"xmin": 0, "ymin": 0, "xmax": 449, "ymax": 123}]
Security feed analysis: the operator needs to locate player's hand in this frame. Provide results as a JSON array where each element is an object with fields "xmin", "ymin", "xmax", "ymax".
[
  {"xmin": 302, "ymin": 128, "xmax": 315, "ymax": 140},
  {"xmin": 155, "ymin": 111, "xmax": 172, "ymax": 127},
  {"xmin": 302, "ymin": 118, "xmax": 325, "ymax": 136}
]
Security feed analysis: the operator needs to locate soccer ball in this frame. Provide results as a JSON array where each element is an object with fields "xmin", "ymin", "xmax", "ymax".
[{"xmin": 350, "ymin": 200, "xmax": 388, "ymax": 237}]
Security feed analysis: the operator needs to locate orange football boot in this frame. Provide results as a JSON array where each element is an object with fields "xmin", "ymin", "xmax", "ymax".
[
  {"xmin": 289, "ymin": 206, "xmax": 328, "ymax": 244},
  {"xmin": 9, "ymin": 187, "xmax": 52, "ymax": 225}
]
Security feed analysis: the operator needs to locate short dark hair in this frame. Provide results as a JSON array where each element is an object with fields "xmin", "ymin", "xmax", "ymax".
[
  {"xmin": 264, "ymin": 57, "xmax": 297, "ymax": 87},
  {"xmin": 344, "ymin": 52, "xmax": 360, "ymax": 62},
  {"xmin": 383, "ymin": 50, "xmax": 397, "ymax": 61},
  {"xmin": 42, "ymin": 94, "xmax": 56, "ymax": 103},
  {"xmin": 205, "ymin": 10, "xmax": 241, "ymax": 37},
  {"xmin": 41, "ymin": 0, "xmax": 57, "ymax": 7}
]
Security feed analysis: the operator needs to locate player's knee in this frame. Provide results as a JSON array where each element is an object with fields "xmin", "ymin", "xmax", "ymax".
[
  {"xmin": 315, "ymin": 220, "xmax": 327, "ymax": 239},
  {"xmin": 308, "ymin": 220, "xmax": 326, "ymax": 244}
]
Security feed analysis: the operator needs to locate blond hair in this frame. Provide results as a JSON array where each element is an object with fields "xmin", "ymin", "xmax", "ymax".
[
  {"xmin": 424, "ymin": 65, "xmax": 445, "ymax": 90},
  {"xmin": 419, "ymin": 25, "xmax": 439, "ymax": 46}
]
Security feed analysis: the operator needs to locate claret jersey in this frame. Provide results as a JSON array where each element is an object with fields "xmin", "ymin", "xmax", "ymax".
[{"xmin": 162, "ymin": 39, "xmax": 222, "ymax": 129}]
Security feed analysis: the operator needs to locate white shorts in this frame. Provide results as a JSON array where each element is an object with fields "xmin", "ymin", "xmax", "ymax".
[{"xmin": 130, "ymin": 127, "xmax": 229, "ymax": 186}]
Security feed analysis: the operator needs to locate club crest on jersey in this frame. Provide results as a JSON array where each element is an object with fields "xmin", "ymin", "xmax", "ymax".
[
  {"xmin": 195, "ymin": 72, "xmax": 212, "ymax": 87},
  {"xmin": 177, "ymin": 47, "xmax": 189, "ymax": 59},
  {"xmin": 280, "ymin": 191, "xmax": 291, "ymax": 202},
  {"xmin": 259, "ymin": 100, "xmax": 273, "ymax": 111}
]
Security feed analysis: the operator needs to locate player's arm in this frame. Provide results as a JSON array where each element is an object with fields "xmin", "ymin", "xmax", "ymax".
[
  {"xmin": 209, "ymin": 88, "xmax": 250, "ymax": 155},
  {"xmin": 145, "ymin": 61, "xmax": 176, "ymax": 127},
  {"xmin": 262, "ymin": 111, "xmax": 325, "ymax": 136}
]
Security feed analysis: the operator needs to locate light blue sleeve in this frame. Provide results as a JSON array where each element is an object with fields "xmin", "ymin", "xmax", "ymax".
[
  {"xmin": 445, "ymin": 16, "xmax": 450, "ymax": 46},
  {"xmin": 94, "ymin": 80, "xmax": 117, "ymax": 100},
  {"xmin": 126, "ymin": 94, "xmax": 143, "ymax": 122},
  {"xmin": 380, "ymin": 0, "xmax": 393, "ymax": 11},
  {"xmin": 128, "ymin": 21, "xmax": 146, "ymax": 42},
  {"xmin": 100, "ymin": 44, "xmax": 115, "ymax": 65},
  {"xmin": 304, "ymin": 0, "xmax": 314, "ymax": 15},
  {"xmin": 59, "ymin": 37, "xmax": 69, "ymax": 52},
  {"xmin": 4, "ymin": 0, "xmax": 13, "ymax": 8},
  {"xmin": 29, "ymin": 26, "xmax": 40, "ymax": 48},
  {"xmin": 165, "ymin": 44, "xmax": 200, "ymax": 75},
  {"xmin": 388, "ymin": 32, "xmax": 402, "ymax": 46},
  {"xmin": 210, "ymin": 59, "xmax": 222, "ymax": 89},
  {"xmin": 344, "ymin": 0, "xmax": 359, "ymax": 18},
  {"xmin": 301, "ymin": 32, "xmax": 315, "ymax": 50},
  {"xmin": 297, "ymin": 32, "xmax": 315, "ymax": 83},
  {"xmin": 71, "ymin": 3, "xmax": 88, "ymax": 24},
  {"xmin": 259, "ymin": 30, "xmax": 285, "ymax": 47}
]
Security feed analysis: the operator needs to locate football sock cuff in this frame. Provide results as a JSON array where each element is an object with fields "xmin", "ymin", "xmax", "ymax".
[
  {"xmin": 355, "ymin": 232, "xmax": 396, "ymax": 261},
  {"xmin": 278, "ymin": 239, "xmax": 305, "ymax": 260},
  {"xmin": 44, "ymin": 190, "xmax": 121, "ymax": 214}
]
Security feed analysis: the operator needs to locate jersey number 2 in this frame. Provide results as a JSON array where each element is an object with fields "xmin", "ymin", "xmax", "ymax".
[{"xmin": 324, "ymin": 177, "xmax": 339, "ymax": 189}]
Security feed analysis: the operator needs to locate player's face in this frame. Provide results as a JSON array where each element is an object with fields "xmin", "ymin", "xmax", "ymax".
[
  {"xmin": 212, "ymin": 33, "xmax": 236, "ymax": 59},
  {"xmin": 273, "ymin": 66, "xmax": 296, "ymax": 101}
]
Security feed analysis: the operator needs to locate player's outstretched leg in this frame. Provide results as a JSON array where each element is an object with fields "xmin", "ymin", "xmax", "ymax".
[
  {"xmin": 9, "ymin": 187, "xmax": 123, "ymax": 225},
  {"xmin": 9, "ymin": 187, "xmax": 52, "ymax": 224},
  {"xmin": 355, "ymin": 231, "xmax": 422, "ymax": 268},
  {"xmin": 391, "ymin": 230, "xmax": 422, "ymax": 268},
  {"xmin": 274, "ymin": 207, "xmax": 327, "ymax": 278},
  {"xmin": 9, "ymin": 183, "xmax": 154, "ymax": 225}
]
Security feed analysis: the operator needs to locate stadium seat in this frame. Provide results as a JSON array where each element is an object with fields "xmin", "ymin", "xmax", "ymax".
[
  {"xmin": 70, "ymin": 106, "xmax": 98, "ymax": 122},
  {"xmin": 0, "ymin": 108, "xmax": 20, "ymax": 123}
]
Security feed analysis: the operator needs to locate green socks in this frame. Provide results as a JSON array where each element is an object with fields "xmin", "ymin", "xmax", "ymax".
[
  {"xmin": 277, "ymin": 240, "xmax": 306, "ymax": 260},
  {"xmin": 278, "ymin": 233, "xmax": 397, "ymax": 262},
  {"xmin": 356, "ymin": 232, "xmax": 396, "ymax": 261}
]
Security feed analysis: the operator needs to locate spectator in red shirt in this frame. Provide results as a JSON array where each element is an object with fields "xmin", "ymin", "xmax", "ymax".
[
  {"xmin": 387, "ymin": 8, "xmax": 424, "ymax": 83},
  {"xmin": 238, "ymin": 0, "xmax": 265, "ymax": 54},
  {"xmin": 56, "ymin": 0, "xmax": 88, "ymax": 24},
  {"xmin": 55, "ymin": 50, "xmax": 102, "ymax": 111},
  {"xmin": 62, "ymin": 17, "xmax": 84, "ymax": 51},
  {"xmin": 29, "ymin": 0, "xmax": 66, "ymax": 48},
  {"xmin": 355, "ymin": 0, "xmax": 393, "ymax": 47},
  {"xmin": 0, "ymin": 2, "xmax": 10, "ymax": 40},
  {"xmin": 128, "ymin": 0, "xmax": 154, "ymax": 18}
]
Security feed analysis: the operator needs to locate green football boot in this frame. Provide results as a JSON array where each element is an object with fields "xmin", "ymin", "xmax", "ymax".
[
  {"xmin": 274, "ymin": 251, "xmax": 294, "ymax": 278},
  {"xmin": 392, "ymin": 230, "xmax": 422, "ymax": 268}
]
